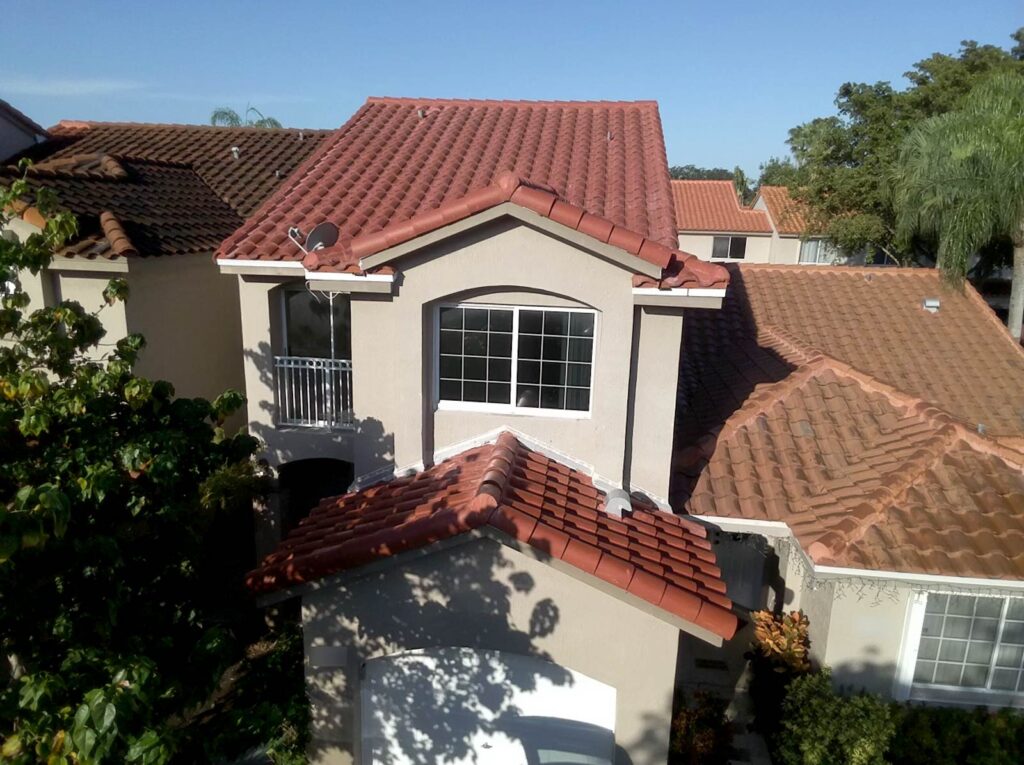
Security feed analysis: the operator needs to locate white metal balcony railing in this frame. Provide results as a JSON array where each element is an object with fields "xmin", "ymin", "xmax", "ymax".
[{"xmin": 274, "ymin": 356, "xmax": 354, "ymax": 428}]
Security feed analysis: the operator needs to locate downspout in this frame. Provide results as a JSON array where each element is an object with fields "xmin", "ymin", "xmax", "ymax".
[
  {"xmin": 620, "ymin": 306, "xmax": 643, "ymax": 492},
  {"xmin": 1009, "ymin": 222, "xmax": 1024, "ymax": 342}
]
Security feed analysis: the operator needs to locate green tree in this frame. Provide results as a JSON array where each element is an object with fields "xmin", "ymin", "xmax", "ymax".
[
  {"xmin": 894, "ymin": 73, "xmax": 1024, "ymax": 338},
  {"xmin": 668, "ymin": 164, "xmax": 734, "ymax": 181},
  {"xmin": 210, "ymin": 105, "xmax": 283, "ymax": 128},
  {"xmin": 0, "ymin": 166, "xmax": 267, "ymax": 762},
  {"xmin": 756, "ymin": 156, "xmax": 800, "ymax": 189},
  {"xmin": 782, "ymin": 29, "xmax": 1024, "ymax": 263}
]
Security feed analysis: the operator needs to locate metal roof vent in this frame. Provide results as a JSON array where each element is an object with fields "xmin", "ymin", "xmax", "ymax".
[
  {"xmin": 922, "ymin": 297, "xmax": 940, "ymax": 313},
  {"xmin": 417, "ymin": 108, "xmax": 426, "ymax": 119},
  {"xmin": 230, "ymin": 146, "xmax": 240, "ymax": 160}
]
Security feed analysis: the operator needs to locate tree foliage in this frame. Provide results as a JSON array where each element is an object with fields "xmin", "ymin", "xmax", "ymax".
[
  {"xmin": 210, "ymin": 106, "xmax": 283, "ymax": 129},
  {"xmin": 778, "ymin": 29, "xmax": 1024, "ymax": 263},
  {"xmin": 0, "ymin": 166, "xmax": 268, "ymax": 763}
]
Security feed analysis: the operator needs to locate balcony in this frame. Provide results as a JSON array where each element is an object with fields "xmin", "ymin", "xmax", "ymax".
[{"xmin": 274, "ymin": 355, "xmax": 354, "ymax": 429}]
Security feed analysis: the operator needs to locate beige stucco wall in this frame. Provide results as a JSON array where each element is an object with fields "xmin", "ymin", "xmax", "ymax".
[
  {"xmin": 51, "ymin": 268, "xmax": 129, "ymax": 360},
  {"xmin": 628, "ymin": 307, "xmax": 683, "ymax": 500},
  {"xmin": 300, "ymin": 535, "xmax": 681, "ymax": 765},
  {"xmin": 124, "ymin": 254, "xmax": 244, "ymax": 401},
  {"xmin": 770, "ymin": 236, "xmax": 802, "ymax": 265},
  {"xmin": 677, "ymin": 231, "xmax": 773, "ymax": 264}
]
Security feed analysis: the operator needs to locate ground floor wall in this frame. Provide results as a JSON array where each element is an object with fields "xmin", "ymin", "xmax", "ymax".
[{"xmin": 299, "ymin": 536, "xmax": 683, "ymax": 765}]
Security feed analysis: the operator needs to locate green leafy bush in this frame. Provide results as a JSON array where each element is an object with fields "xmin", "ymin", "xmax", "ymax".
[
  {"xmin": 775, "ymin": 670, "xmax": 895, "ymax": 765},
  {"xmin": 888, "ymin": 705, "xmax": 1024, "ymax": 765},
  {"xmin": 747, "ymin": 610, "xmax": 812, "ymax": 736},
  {"xmin": 669, "ymin": 690, "xmax": 733, "ymax": 765}
]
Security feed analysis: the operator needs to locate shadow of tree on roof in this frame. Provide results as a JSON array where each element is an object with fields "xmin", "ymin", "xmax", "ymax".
[{"xmin": 670, "ymin": 267, "xmax": 798, "ymax": 509}]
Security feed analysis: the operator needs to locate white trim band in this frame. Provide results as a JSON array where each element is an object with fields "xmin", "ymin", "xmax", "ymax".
[
  {"xmin": 215, "ymin": 258, "xmax": 394, "ymax": 283},
  {"xmin": 631, "ymin": 287, "xmax": 727, "ymax": 298}
]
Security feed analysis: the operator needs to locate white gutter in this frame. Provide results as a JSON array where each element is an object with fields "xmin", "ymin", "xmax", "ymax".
[
  {"xmin": 694, "ymin": 513, "xmax": 1024, "ymax": 591},
  {"xmin": 215, "ymin": 258, "xmax": 394, "ymax": 283},
  {"xmin": 632, "ymin": 287, "xmax": 727, "ymax": 298}
]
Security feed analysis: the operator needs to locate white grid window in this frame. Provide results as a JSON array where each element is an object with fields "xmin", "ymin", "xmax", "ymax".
[
  {"xmin": 914, "ymin": 594, "xmax": 1024, "ymax": 692},
  {"xmin": 437, "ymin": 305, "xmax": 595, "ymax": 414}
]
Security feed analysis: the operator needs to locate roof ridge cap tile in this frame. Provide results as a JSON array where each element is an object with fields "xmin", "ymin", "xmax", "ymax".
[
  {"xmin": 364, "ymin": 96, "xmax": 661, "ymax": 108},
  {"xmin": 472, "ymin": 431, "xmax": 520, "ymax": 512},
  {"xmin": 50, "ymin": 119, "xmax": 326, "ymax": 134},
  {"xmin": 98, "ymin": 211, "xmax": 136, "ymax": 257}
]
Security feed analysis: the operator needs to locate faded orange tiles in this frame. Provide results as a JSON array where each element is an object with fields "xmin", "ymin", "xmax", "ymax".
[{"xmin": 671, "ymin": 180, "xmax": 772, "ymax": 233}]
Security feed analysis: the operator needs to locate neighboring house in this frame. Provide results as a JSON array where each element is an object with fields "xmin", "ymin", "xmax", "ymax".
[
  {"xmin": 674, "ymin": 264, "xmax": 1024, "ymax": 709},
  {"xmin": 3, "ymin": 120, "xmax": 327, "ymax": 400},
  {"xmin": 672, "ymin": 179, "xmax": 840, "ymax": 265},
  {"xmin": 220, "ymin": 97, "xmax": 737, "ymax": 765},
  {"xmin": 0, "ymin": 98, "xmax": 48, "ymax": 161}
]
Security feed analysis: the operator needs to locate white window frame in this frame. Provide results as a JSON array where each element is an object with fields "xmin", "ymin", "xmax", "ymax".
[
  {"xmin": 433, "ymin": 302, "xmax": 597, "ymax": 420},
  {"xmin": 895, "ymin": 590, "xmax": 1024, "ymax": 704},
  {"xmin": 710, "ymin": 235, "xmax": 747, "ymax": 261}
]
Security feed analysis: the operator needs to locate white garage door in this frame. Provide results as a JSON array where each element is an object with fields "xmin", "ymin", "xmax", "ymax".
[{"xmin": 360, "ymin": 647, "xmax": 616, "ymax": 765}]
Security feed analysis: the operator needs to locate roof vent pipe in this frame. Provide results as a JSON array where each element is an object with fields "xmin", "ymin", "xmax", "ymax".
[
  {"xmin": 230, "ymin": 146, "xmax": 240, "ymax": 160},
  {"xmin": 604, "ymin": 488, "xmax": 631, "ymax": 518},
  {"xmin": 922, "ymin": 297, "xmax": 940, "ymax": 313},
  {"xmin": 417, "ymin": 108, "xmax": 426, "ymax": 119}
]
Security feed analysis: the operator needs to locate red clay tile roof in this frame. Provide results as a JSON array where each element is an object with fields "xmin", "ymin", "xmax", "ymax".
[
  {"xmin": 756, "ymin": 185, "xmax": 811, "ymax": 236},
  {"xmin": 673, "ymin": 264, "xmax": 1024, "ymax": 580},
  {"xmin": 4, "ymin": 121, "xmax": 328, "ymax": 257},
  {"xmin": 671, "ymin": 180, "xmax": 772, "ymax": 233},
  {"xmin": 218, "ymin": 97, "xmax": 726, "ymax": 290},
  {"xmin": 248, "ymin": 432, "xmax": 738, "ymax": 639}
]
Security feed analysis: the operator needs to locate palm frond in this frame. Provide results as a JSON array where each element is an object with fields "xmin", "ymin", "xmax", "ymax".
[{"xmin": 210, "ymin": 107, "xmax": 243, "ymax": 127}]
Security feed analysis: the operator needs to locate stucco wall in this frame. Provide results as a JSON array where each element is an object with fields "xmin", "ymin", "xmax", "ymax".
[
  {"xmin": 677, "ymin": 232, "xmax": 773, "ymax": 264},
  {"xmin": 300, "ymin": 535, "xmax": 681, "ymax": 765},
  {"xmin": 51, "ymin": 269, "xmax": 129, "ymax": 360},
  {"xmin": 124, "ymin": 254, "xmax": 244, "ymax": 401},
  {"xmin": 770, "ymin": 236, "xmax": 802, "ymax": 265}
]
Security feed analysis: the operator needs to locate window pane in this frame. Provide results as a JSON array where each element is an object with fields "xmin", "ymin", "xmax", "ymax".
[
  {"xmin": 926, "ymin": 594, "xmax": 949, "ymax": 614},
  {"xmin": 948, "ymin": 596, "xmax": 976, "ymax": 616},
  {"xmin": 516, "ymin": 385, "xmax": 540, "ymax": 408},
  {"xmin": 1003, "ymin": 621, "xmax": 1024, "ymax": 645},
  {"xmin": 922, "ymin": 615, "xmax": 944, "ymax": 637},
  {"xmin": 439, "ymin": 355, "xmax": 462, "ymax": 379},
  {"xmin": 914, "ymin": 661, "xmax": 936, "ymax": 684},
  {"xmin": 540, "ymin": 386, "xmax": 565, "ymax": 409},
  {"xmin": 541, "ymin": 362, "xmax": 566, "ymax": 385},
  {"xmin": 966, "ymin": 642, "xmax": 994, "ymax": 665},
  {"xmin": 464, "ymin": 332, "xmax": 487, "ymax": 356},
  {"xmin": 945, "ymin": 617, "xmax": 972, "ymax": 639},
  {"xmin": 518, "ymin": 360, "xmax": 540, "ymax": 384},
  {"xmin": 440, "ymin": 330, "xmax": 462, "ymax": 354},
  {"xmin": 439, "ymin": 379, "xmax": 461, "ymax": 400},
  {"xmin": 542, "ymin": 337, "xmax": 567, "ymax": 361},
  {"xmin": 712, "ymin": 237, "xmax": 729, "ymax": 259},
  {"xmin": 917, "ymin": 637, "xmax": 939, "ymax": 661},
  {"xmin": 961, "ymin": 664, "xmax": 988, "ymax": 687},
  {"xmin": 284, "ymin": 289, "xmax": 333, "ymax": 357},
  {"xmin": 519, "ymin": 335, "xmax": 542, "ymax": 359},
  {"xmin": 487, "ymin": 383, "xmax": 511, "ymax": 404},
  {"xmin": 489, "ymin": 311, "xmax": 513, "ymax": 332},
  {"xmin": 566, "ymin": 388, "xmax": 590, "ymax": 411},
  {"xmin": 439, "ymin": 306, "xmax": 463, "ymax": 329},
  {"xmin": 934, "ymin": 663, "xmax": 962, "ymax": 686},
  {"xmin": 938, "ymin": 640, "xmax": 967, "ymax": 662},
  {"xmin": 489, "ymin": 332, "xmax": 512, "ymax": 358},
  {"xmin": 464, "ymin": 357, "xmax": 486, "ymax": 381},
  {"xmin": 544, "ymin": 311, "xmax": 569, "ymax": 336},
  {"xmin": 570, "ymin": 313, "xmax": 595, "ymax": 337},
  {"xmin": 971, "ymin": 618, "xmax": 999, "ymax": 641},
  {"xmin": 729, "ymin": 237, "xmax": 747, "ymax": 259},
  {"xmin": 568, "ymin": 338, "xmax": 593, "ymax": 363},
  {"xmin": 463, "ymin": 381, "xmax": 486, "ymax": 402},
  {"xmin": 992, "ymin": 668, "xmax": 1019, "ymax": 690},
  {"xmin": 464, "ymin": 308, "xmax": 488, "ymax": 330},
  {"xmin": 520, "ymin": 310, "xmax": 544, "ymax": 334},
  {"xmin": 488, "ymin": 358, "xmax": 511, "ymax": 382},
  {"xmin": 1007, "ymin": 600, "xmax": 1024, "ymax": 620},
  {"xmin": 997, "ymin": 644, "xmax": 1024, "ymax": 669},
  {"xmin": 976, "ymin": 598, "xmax": 1003, "ymax": 618},
  {"xmin": 567, "ymin": 363, "xmax": 591, "ymax": 387}
]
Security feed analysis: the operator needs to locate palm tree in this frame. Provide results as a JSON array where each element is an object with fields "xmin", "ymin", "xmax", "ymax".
[
  {"xmin": 209, "ymin": 105, "xmax": 282, "ymax": 129},
  {"xmin": 894, "ymin": 73, "xmax": 1024, "ymax": 339}
]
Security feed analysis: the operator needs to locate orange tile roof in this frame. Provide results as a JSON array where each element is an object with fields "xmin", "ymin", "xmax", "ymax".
[
  {"xmin": 5, "ymin": 121, "xmax": 328, "ymax": 257},
  {"xmin": 673, "ymin": 264, "xmax": 1024, "ymax": 580},
  {"xmin": 756, "ymin": 185, "xmax": 811, "ymax": 236},
  {"xmin": 671, "ymin": 180, "xmax": 772, "ymax": 233},
  {"xmin": 248, "ymin": 432, "xmax": 738, "ymax": 639},
  {"xmin": 218, "ymin": 98, "xmax": 724, "ymax": 290}
]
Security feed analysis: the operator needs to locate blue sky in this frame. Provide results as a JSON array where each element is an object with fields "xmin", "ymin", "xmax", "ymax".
[{"xmin": 2, "ymin": 1, "xmax": 1020, "ymax": 175}]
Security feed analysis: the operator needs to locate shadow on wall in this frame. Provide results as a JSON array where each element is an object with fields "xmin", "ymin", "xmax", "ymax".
[{"xmin": 299, "ymin": 513, "xmax": 673, "ymax": 765}]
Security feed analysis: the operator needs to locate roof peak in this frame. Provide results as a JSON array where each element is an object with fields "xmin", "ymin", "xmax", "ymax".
[
  {"xmin": 51, "ymin": 119, "xmax": 326, "ymax": 134},
  {"xmin": 364, "ymin": 96, "xmax": 660, "ymax": 108}
]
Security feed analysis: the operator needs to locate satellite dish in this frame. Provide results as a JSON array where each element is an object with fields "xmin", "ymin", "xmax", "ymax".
[{"xmin": 305, "ymin": 222, "xmax": 340, "ymax": 251}]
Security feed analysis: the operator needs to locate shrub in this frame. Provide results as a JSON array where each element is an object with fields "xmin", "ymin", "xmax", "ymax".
[
  {"xmin": 747, "ymin": 610, "xmax": 812, "ymax": 736},
  {"xmin": 775, "ymin": 669, "xmax": 895, "ymax": 765},
  {"xmin": 887, "ymin": 705, "xmax": 1024, "ymax": 765},
  {"xmin": 669, "ymin": 690, "xmax": 733, "ymax": 765}
]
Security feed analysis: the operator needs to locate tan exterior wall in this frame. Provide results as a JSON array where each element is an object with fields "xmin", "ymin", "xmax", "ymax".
[
  {"xmin": 52, "ymin": 269, "xmax": 129, "ymax": 360},
  {"xmin": 124, "ymin": 254, "xmax": 244, "ymax": 401},
  {"xmin": 628, "ymin": 307, "xmax": 683, "ymax": 499},
  {"xmin": 300, "ymin": 536, "xmax": 681, "ymax": 765},
  {"xmin": 677, "ymin": 232, "xmax": 773, "ymax": 264},
  {"xmin": 770, "ymin": 235, "xmax": 802, "ymax": 265}
]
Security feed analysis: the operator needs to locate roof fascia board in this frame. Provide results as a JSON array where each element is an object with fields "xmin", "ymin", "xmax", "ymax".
[
  {"xmin": 216, "ymin": 258, "xmax": 395, "ymax": 292},
  {"xmin": 359, "ymin": 202, "xmax": 665, "ymax": 279},
  {"xmin": 632, "ymin": 287, "xmax": 724, "ymax": 309},
  {"xmin": 694, "ymin": 514, "xmax": 1024, "ymax": 591},
  {"xmin": 49, "ymin": 256, "xmax": 129, "ymax": 273},
  {"xmin": 678, "ymin": 230, "xmax": 772, "ymax": 237}
]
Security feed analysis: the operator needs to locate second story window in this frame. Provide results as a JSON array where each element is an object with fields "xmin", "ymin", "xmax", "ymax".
[
  {"xmin": 799, "ymin": 238, "xmax": 837, "ymax": 265},
  {"xmin": 712, "ymin": 236, "xmax": 747, "ymax": 260},
  {"xmin": 437, "ymin": 304, "xmax": 596, "ymax": 415}
]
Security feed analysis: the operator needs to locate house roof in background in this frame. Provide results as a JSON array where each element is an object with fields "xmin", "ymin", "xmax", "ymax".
[
  {"xmin": 218, "ymin": 97, "xmax": 724, "ymax": 290},
  {"xmin": 247, "ymin": 431, "xmax": 738, "ymax": 640},
  {"xmin": 5, "ymin": 121, "xmax": 329, "ymax": 257},
  {"xmin": 673, "ymin": 265, "xmax": 1024, "ymax": 581},
  {"xmin": 756, "ymin": 185, "xmax": 811, "ymax": 236},
  {"xmin": 671, "ymin": 180, "xmax": 772, "ymax": 234},
  {"xmin": 0, "ymin": 98, "xmax": 48, "ymax": 144}
]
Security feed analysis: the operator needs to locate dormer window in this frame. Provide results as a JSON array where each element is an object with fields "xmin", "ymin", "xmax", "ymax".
[{"xmin": 436, "ymin": 304, "xmax": 595, "ymax": 415}]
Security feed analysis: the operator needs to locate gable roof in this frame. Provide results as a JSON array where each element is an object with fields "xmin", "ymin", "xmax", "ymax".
[
  {"xmin": 5, "ymin": 121, "xmax": 329, "ymax": 258},
  {"xmin": 0, "ymin": 98, "xmax": 47, "ymax": 144},
  {"xmin": 671, "ymin": 180, "xmax": 772, "ymax": 234},
  {"xmin": 247, "ymin": 432, "xmax": 738, "ymax": 640},
  {"xmin": 756, "ymin": 185, "xmax": 811, "ymax": 236},
  {"xmin": 673, "ymin": 265, "xmax": 1024, "ymax": 581},
  {"xmin": 218, "ymin": 97, "xmax": 727, "ymax": 290}
]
